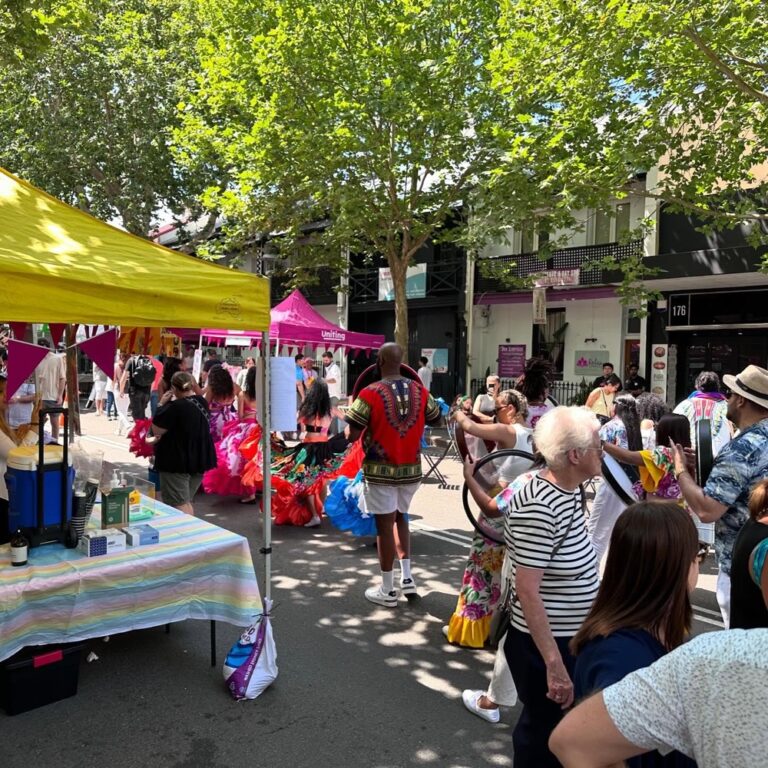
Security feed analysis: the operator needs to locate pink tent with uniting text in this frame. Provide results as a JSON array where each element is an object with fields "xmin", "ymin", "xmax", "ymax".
[{"xmin": 201, "ymin": 289, "xmax": 385, "ymax": 352}]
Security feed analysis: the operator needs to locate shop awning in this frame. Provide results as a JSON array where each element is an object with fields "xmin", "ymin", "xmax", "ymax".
[{"xmin": 0, "ymin": 168, "xmax": 270, "ymax": 331}]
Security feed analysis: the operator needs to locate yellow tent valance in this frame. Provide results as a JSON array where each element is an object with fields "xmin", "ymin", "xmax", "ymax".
[{"xmin": 0, "ymin": 168, "xmax": 270, "ymax": 331}]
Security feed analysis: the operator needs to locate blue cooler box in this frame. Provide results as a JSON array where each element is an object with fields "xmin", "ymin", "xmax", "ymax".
[{"xmin": 5, "ymin": 445, "xmax": 74, "ymax": 544}]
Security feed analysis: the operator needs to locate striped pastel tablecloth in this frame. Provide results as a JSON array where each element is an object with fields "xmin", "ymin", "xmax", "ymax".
[{"xmin": 0, "ymin": 500, "xmax": 262, "ymax": 662}]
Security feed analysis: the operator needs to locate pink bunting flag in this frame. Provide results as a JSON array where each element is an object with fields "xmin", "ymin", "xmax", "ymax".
[
  {"xmin": 77, "ymin": 327, "xmax": 117, "ymax": 378},
  {"xmin": 9, "ymin": 322, "xmax": 27, "ymax": 341},
  {"xmin": 6, "ymin": 339, "xmax": 48, "ymax": 400},
  {"xmin": 49, "ymin": 323, "xmax": 67, "ymax": 347}
]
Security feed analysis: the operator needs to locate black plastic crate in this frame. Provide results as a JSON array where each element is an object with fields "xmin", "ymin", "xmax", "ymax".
[{"xmin": 0, "ymin": 643, "xmax": 83, "ymax": 715}]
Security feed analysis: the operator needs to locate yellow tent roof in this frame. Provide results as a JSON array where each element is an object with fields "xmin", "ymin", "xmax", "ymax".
[{"xmin": 0, "ymin": 167, "xmax": 270, "ymax": 330}]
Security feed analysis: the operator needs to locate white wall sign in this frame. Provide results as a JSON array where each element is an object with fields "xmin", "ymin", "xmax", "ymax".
[
  {"xmin": 534, "ymin": 269, "xmax": 580, "ymax": 288},
  {"xmin": 378, "ymin": 264, "xmax": 427, "ymax": 301}
]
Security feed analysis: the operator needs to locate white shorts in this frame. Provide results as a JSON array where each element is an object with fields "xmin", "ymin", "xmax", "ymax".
[
  {"xmin": 93, "ymin": 381, "xmax": 107, "ymax": 397},
  {"xmin": 360, "ymin": 480, "xmax": 420, "ymax": 516}
]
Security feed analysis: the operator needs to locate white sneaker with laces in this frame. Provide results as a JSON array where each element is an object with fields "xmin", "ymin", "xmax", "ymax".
[
  {"xmin": 400, "ymin": 576, "xmax": 418, "ymax": 596},
  {"xmin": 364, "ymin": 585, "xmax": 398, "ymax": 607},
  {"xmin": 462, "ymin": 689, "xmax": 500, "ymax": 723}
]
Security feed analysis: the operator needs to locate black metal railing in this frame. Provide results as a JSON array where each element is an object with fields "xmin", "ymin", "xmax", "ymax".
[
  {"xmin": 469, "ymin": 379, "xmax": 590, "ymax": 406},
  {"xmin": 474, "ymin": 240, "xmax": 642, "ymax": 293},
  {"xmin": 349, "ymin": 258, "xmax": 466, "ymax": 303}
]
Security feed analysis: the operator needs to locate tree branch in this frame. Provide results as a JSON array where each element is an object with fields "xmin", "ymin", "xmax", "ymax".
[{"xmin": 684, "ymin": 25, "xmax": 768, "ymax": 107}]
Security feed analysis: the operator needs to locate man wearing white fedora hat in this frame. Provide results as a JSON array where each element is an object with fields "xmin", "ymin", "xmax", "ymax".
[{"xmin": 670, "ymin": 364, "xmax": 768, "ymax": 626}]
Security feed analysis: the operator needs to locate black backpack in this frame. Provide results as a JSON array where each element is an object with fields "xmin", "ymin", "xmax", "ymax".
[{"xmin": 130, "ymin": 356, "xmax": 156, "ymax": 388}]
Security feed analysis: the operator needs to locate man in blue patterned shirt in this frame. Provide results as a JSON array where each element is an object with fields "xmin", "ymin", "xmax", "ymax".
[{"xmin": 671, "ymin": 364, "xmax": 768, "ymax": 627}]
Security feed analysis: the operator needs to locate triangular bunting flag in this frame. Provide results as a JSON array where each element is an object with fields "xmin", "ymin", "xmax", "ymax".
[
  {"xmin": 6, "ymin": 339, "xmax": 48, "ymax": 400},
  {"xmin": 77, "ymin": 328, "xmax": 117, "ymax": 378},
  {"xmin": 9, "ymin": 322, "xmax": 27, "ymax": 341},
  {"xmin": 49, "ymin": 324, "xmax": 66, "ymax": 347}
]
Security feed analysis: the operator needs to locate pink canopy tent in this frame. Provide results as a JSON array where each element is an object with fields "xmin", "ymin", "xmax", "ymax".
[{"xmin": 201, "ymin": 289, "xmax": 385, "ymax": 352}]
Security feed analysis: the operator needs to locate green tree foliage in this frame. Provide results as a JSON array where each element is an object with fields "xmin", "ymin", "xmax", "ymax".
[
  {"xmin": 178, "ymin": 0, "xmax": 513, "ymax": 353},
  {"xmin": 0, "ymin": 0, "xmax": 209, "ymax": 237},
  {"xmin": 491, "ymin": 0, "xmax": 768, "ymax": 239}
]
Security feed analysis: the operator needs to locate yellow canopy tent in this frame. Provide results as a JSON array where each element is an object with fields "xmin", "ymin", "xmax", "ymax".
[
  {"xmin": 0, "ymin": 167, "xmax": 270, "ymax": 329},
  {"xmin": 0, "ymin": 167, "xmax": 274, "ymax": 599}
]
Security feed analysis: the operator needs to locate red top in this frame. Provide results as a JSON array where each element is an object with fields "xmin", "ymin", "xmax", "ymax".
[{"xmin": 346, "ymin": 377, "xmax": 440, "ymax": 484}]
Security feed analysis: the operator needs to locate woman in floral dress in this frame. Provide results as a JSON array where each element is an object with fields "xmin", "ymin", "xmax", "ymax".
[{"xmin": 443, "ymin": 396, "xmax": 533, "ymax": 648}]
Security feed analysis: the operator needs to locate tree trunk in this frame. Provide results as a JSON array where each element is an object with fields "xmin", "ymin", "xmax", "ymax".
[
  {"xmin": 388, "ymin": 256, "xmax": 410, "ymax": 363},
  {"xmin": 65, "ymin": 325, "xmax": 81, "ymax": 439}
]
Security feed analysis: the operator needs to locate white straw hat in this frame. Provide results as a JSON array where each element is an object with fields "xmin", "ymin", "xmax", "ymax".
[{"xmin": 723, "ymin": 365, "xmax": 768, "ymax": 410}]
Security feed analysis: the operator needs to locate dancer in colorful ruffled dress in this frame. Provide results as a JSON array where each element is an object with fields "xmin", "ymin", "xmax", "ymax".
[
  {"xmin": 269, "ymin": 379, "xmax": 352, "ymax": 528},
  {"xmin": 202, "ymin": 365, "xmax": 263, "ymax": 503},
  {"xmin": 204, "ymin": 364, "xmax": 238, "ymax": 441}
]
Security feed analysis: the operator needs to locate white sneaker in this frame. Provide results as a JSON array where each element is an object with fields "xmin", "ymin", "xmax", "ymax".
[
  {"xmin": 400, "ymin": 576, "xmax": 418, "ymax": 596},
  {"xmin": 364, "ymin": 585, "xmax": 398, "ymax": 607},
  {"xmin": 462, "ymin": 690, "xmax": 500, "ymax": 723}
]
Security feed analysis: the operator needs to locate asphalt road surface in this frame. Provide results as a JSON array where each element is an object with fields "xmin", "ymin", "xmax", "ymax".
[{"xmin": 6, "ymin": 416, "xmax": 723, "ymax": 767}]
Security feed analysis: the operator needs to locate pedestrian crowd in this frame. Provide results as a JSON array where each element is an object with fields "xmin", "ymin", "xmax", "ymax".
[
  {"xmin": 2, "ymin": 325, "xmax": 767, "ymax": 765},
  {"xmin": 446, "ymin": 359, "xmax": 768, "ymax": 767}
]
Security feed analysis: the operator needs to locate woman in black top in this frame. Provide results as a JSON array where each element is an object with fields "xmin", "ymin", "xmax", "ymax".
[
  {"xmin": 730, "ymin": 478, "xmax": 768, "ymax": 628},
  {"xmin": 152, "ymin": 371, "xmax": 216, "ymax": 514}
]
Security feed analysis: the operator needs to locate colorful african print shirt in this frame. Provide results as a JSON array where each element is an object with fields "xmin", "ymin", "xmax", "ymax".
[
  {"xmin": 673, "ymin": 393, "xmax": 731, "ymax": 456},
  {"xmin": 345, "ymin": 377, "xmax": 441, "ymax": 484},
  {"xmin": 704, "ymin": 419, "xmax": 768, "ymax": 576}
]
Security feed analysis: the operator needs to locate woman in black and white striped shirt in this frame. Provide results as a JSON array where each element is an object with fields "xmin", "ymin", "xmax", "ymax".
[{"xmin": 465, "ymin": 406, "xmax": 601, "ymax": 767}]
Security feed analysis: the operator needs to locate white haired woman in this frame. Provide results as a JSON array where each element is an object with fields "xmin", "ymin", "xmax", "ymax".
[{"xmin": 464, "ymin": 406, "xmax": 601, "ymax": 766}]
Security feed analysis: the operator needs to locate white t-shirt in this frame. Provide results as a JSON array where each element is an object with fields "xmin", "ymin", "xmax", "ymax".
[
  {"xmin": 35, "ymin": 352, "xmax": 65, "ymax": 401},
  {"xmin": 502, "ymin": 475, "xmax": 598, "ymax": 636},
  {"xmin": 603, "ymin": 629, "xmax": 768, "ymax": 767},
  {"xmin": 324, "ymin": 362, "xmax": 342, "ymax": 399},
  {"xmin": 417, "ymin": 365, "xmax": 432, "ymax": 392}
]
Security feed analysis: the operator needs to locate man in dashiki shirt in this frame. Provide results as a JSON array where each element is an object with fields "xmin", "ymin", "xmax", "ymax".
[{"xmin": 346, "ymin": 343, "xmax": 441, "ymax": 607}]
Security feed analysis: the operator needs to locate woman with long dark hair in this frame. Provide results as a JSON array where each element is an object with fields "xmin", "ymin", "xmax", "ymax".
[
  {"xmin": 203, "ymin": 364, "xmax": 263, "ymax": 504},
  {"xmin": 267, "ymin": 378, "xmax": 352, "ymax": 527},
  {"xmin": 571, "ymin": 500, "xmax": 700, "ymax": 767},
  {"xmin": 516, "ymin": 357, "xmax": 555, "ymax": 428},
  {"xmin": 603, "ymin": 414, "xmax": 692, "ymax": 502},
  {"xmin": 204, "ymin": 363, "xmax": 237, "ymax": 441},
  {"xmin": 588, "ymin": 393, "xmax": 642, "ymax": 564}
]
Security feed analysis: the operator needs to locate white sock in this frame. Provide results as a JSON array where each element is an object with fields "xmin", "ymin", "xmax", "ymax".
[
  {"xmin": 400, "ymin": 559, "xmax": 412, "ymax": 580},
  {"xmin": 381, "ymin": 571, "xmax": 394, "ymax": 593}
]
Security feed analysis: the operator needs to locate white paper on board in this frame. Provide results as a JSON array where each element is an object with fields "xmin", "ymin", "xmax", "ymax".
[
  {"xmin": 270, "ymin": 356, "xmax": 298, "ymax": 432},
  {"xmin": 192, "ymin": 349, "xmax": 203, "ymax": 382}
]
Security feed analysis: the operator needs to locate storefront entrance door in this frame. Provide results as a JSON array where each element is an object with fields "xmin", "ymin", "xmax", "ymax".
[{"xmin": 675, "ymin": 333, "xmax": 768, "ymax": 402}]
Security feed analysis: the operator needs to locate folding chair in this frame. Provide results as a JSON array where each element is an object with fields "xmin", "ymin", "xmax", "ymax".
[{"xmin": 422, "ymin": 435, "xmax": 452, "ymax": 487}]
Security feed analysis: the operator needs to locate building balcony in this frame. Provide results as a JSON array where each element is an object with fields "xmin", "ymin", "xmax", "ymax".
[
  {"xmin": 474, "ymin": 240, "xmax": 643, "ymax": 294},
  {"xmin": 349, "ymin": 257, "xmax": 466, "ymax": 305}
]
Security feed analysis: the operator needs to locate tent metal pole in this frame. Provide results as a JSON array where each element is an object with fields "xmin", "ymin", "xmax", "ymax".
[{"xmin": 260, "ymin": 330, "xmax": 272, "ymax": 603}]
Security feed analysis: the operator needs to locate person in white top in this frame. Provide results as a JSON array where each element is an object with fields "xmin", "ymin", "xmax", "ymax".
[
  {"xmin": 550, "ymin": 628, "xmax": 768, "ymax": 768},
  {"xmin": 321, "ymin": 351, "xmax": 342, "ymax": 400},
  {"xmin": 6, "ymin": 377, "xmax": 35, "ymax": 429},
  {"xmin": 34, "ymin": 338, "xmax": 66, "ymax": 441},
  {"xmin": 417, "ymin": 356, "xmax": 432, "ymax": 392}
]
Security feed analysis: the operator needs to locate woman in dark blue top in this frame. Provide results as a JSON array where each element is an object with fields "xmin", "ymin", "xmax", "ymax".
[{"xmin": 571, "ymin": 500, "xmax": 702, "ymax": 767}]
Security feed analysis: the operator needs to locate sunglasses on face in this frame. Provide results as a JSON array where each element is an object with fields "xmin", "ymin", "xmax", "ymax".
[{"xmin": 723, "ymin": 388, "xmax": 732, "ymax": 399}]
